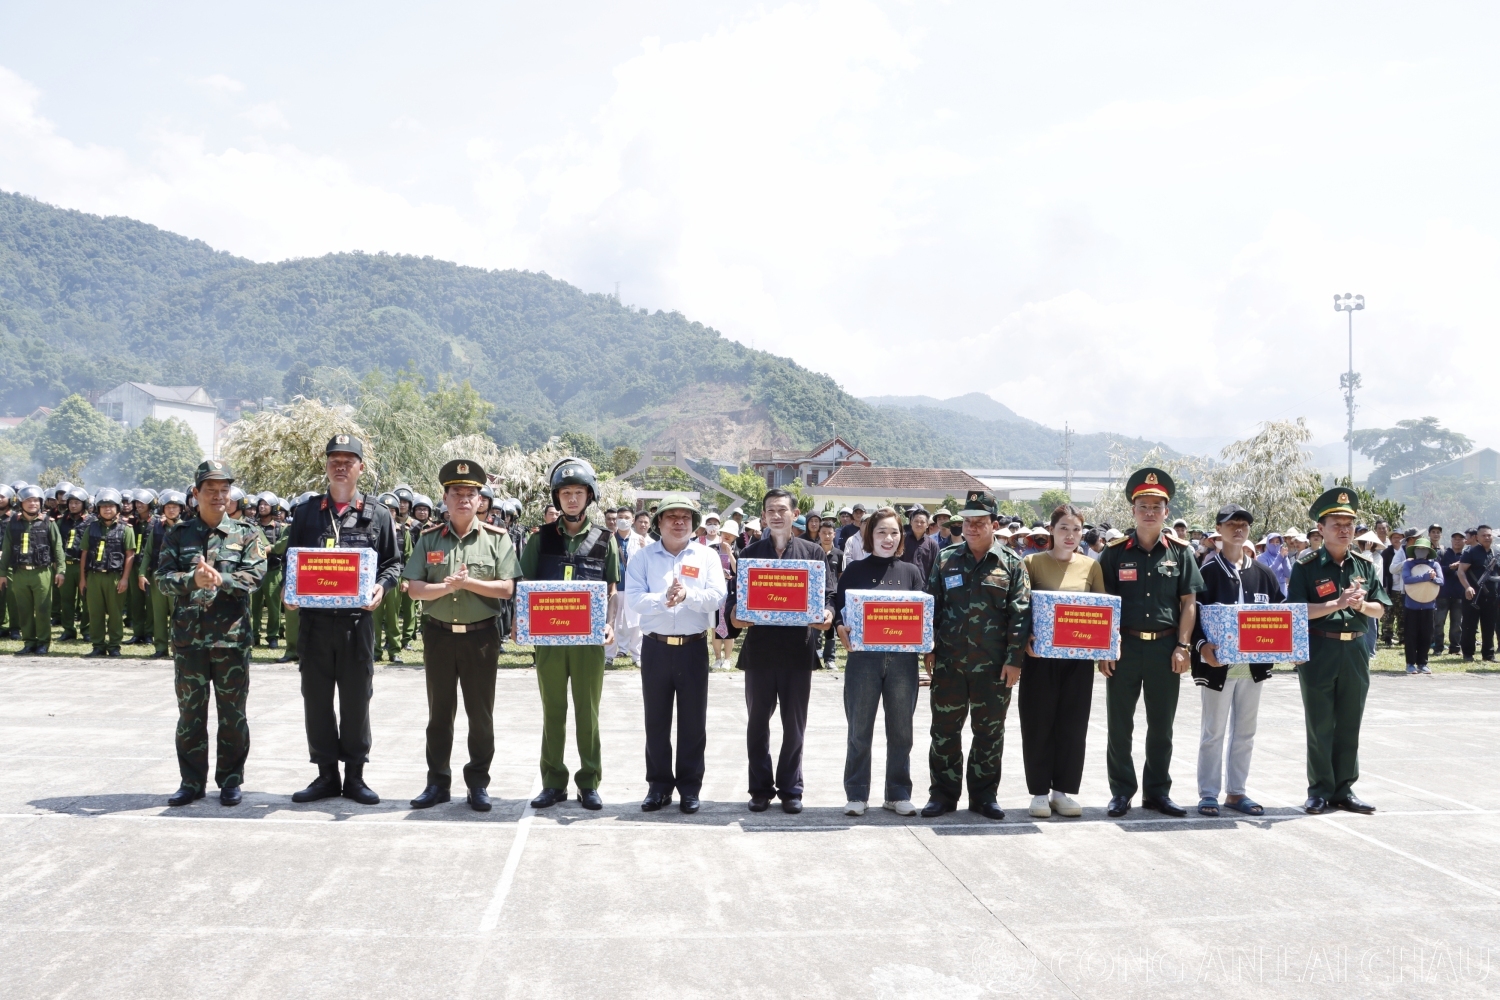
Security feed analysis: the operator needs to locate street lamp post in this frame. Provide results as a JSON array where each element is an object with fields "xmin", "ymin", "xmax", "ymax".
[{"xmin": 1334, "ymin": 292, "xmax": 1365, "ymax": 484}]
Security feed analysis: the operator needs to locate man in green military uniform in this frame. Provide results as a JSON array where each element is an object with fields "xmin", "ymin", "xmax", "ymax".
[
  {"xmin": 80, "ymin": 489, "xmax": 137, "ymax": 658},
  {"xmin": 250, "ymin": 493, "xmax": 284, "ymax": 650},
  {"xmin": 156, "ymin": 460, "xmax": 269, "ymax": 807},
  {"xmin": 138, "ymin": 491, "xmax": 187, "ymax": 659},
  {"xmin": 519, "ymin": 457, "xmax": 619, "ymax": 811},
  {"xmin": 1097, "ymin": 468, "xmax": 1205, "ymax": 818},
  {"xmin": 1286, "ymin": 487, "xmax": 1390, "ymax": 815},
  {"xmin": 56, "ymin": 487, "xmax": 91, "ymax": 641},
  {"xmin": 404, "ymin": 459, "xmax": 522, "ymax": 812},
  {"xmin": 128, "ymin": 490, "xmax": 157, "ymax": 644},
  {"xmin": 920, "ymin": 491, "xmax": 1030, "ymax": 820},
  {"xmin": 375, "ymin": 492, "xmax": 408, "ymax": 664},
  {"xmin": 0, "ymin": 485, "xmax": 64, "ymax": 654}
]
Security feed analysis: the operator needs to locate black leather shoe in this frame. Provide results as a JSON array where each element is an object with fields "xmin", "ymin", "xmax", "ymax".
[
  {"xmin": 276, "ymin": 653, "xmax": 298, "ymax": 663},
  {"xmin": 1304, "ymin": 796, "xmax": 1328, "ymax": 814},
  {"xmin": 342, "ymin": 766, "xmax": 379, "ymax": 805},
  {"xmin": 467, "ymin": 787, "xmax": 492, "ymax": 812},
  {"xmin": 410, "ymin": 785, "xmax": 450, "ymax": 809},
  {"xmin": 167, "ymin": 785, "xmax": 204, "ymax": 807},
  {"xmin": 107, "ymin": 647, "xmax": 122, "ymax": 657},
  {"xmin": 641, "ymin": 790, "xmax": 672, "ymax": 812},
  {"xmin": 1142, "ymin": 795, "xmax": 1187, "ymax": 817},
  {"xmin": 292, "ymin": 771, "xmax": 343, "ymax": 803},
  {"xmin": 13, "ymin": 643, "xmax": 33, "ymax": 655},
  {"xmin": 920, "ymin": 798, "xmax": 956, "ymax": 818},
  {"xmin": 748, "ymin": 797, "xmax": 771, "ymax": 813},
  {"xmin": 83, "ymin": 648, "xmax": 108, "ymax": 659},
  {"xmin": 578, "ymin": 788, "xmax": 602, "ymax": 811},
  {"xmin": 220, "ymin": 786, "xmax": 242, "ymax": 806},
  {"xmin": 969, "ymin": 801, "xmax": 1006, "ymax": 820},
  {"xmin": 1334, "ymin": 794, "xmax": 1375, "ymax": 814},
  {"xmin": 33, "ymin": 645, "xmax": 48, "ymax": 656},
  {"xmin": 1107, "ymin": 795, "xmax": 1132, "ymax": 817},
  {"xmin": 530, "ymin": 787, "xmax": 568, "ymax": 809},
  {"xmin": 679, "ymin": 795, "xmax": 700, "ymax": 814},
  {"xmin": 150, "ymin": 650, "xmax": 170, "ymax": 659},
  {"xmin": 58, "ymin": 629, "xmax": 76, "ymax": 642},
  {"xmin": 267, "ymin": 638, "xmax": 279, "ymax": 649},
  {"xmin": 781, "ymin": 798, "xmax": 803, "ymax": 814}
]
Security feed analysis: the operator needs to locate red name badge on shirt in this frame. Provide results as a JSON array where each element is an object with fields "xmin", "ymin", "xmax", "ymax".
[
  {"xmin": 1118, "ymin": 567, "xmax": 1138, "ymax": 582},
  {"xmin": 427, "ymin": 551, "xmax": 445, "ymax": 564},
  {"xmin": 1315, "ymin": 580, "xmax": 1337, "ymax": 598},
  {"xmin": 1238, "ymin": 608, "xmax": 1294, "ymax": 653},
  {"xmin": 679, "ymin": 563, "xmax": 700, "ymax": 579}
]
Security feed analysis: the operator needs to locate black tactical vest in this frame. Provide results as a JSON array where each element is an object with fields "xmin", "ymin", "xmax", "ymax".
[
  {"xmin": 536, "ymin": 522, "xmax": 608, "ymax": 581},
  {"xmin": 87, "ymin": 518, "xmax": 128, "ymax": 573},
  {"xmin": 61, "ymin": 515, "xmax": 88, "ymax": 559},
  {"xmin": 9, "ymin": 516, "xmax": 53, "ymax": 569}
]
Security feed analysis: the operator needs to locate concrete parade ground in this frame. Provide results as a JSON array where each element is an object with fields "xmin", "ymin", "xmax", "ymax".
[{"xmin": 2, "ymin": 651, "xmax": 1498, "ymax": 999}]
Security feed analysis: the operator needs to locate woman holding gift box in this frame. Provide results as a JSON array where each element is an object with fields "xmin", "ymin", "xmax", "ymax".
[
  {"xmin": 833, "ymin": 507, "xmax": 927, "ymax": 817},
  {"xmin": 1020, "ymin": 504, "xmax": 1106, "ymax": 819}
]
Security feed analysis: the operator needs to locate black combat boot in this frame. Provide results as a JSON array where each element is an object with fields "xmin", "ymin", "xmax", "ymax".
[
  {"xmin": 342, "ymin": 762, "xmax": 380, "ymax": 805},
  {"xmin": 291, "ymin": 764, "xmax": 342, "ymax": 803}
]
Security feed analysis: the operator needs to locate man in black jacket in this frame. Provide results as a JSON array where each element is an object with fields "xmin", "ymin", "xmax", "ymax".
[
  {"xmin": 1190, "ymin": 504, "xmax": 1284, "ymax": 818},
  {"xmin": 730, "ymin": 489, "xmax": 834, "ymax": 813},
  {"xmin": 284, "ymin": 435, "xmax": 403, "ymax": 806}
]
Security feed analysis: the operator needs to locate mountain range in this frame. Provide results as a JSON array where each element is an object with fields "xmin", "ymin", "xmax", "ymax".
[{"xmin": 0, "ymin": 190, "xmax": 1169, "ymax": 469}]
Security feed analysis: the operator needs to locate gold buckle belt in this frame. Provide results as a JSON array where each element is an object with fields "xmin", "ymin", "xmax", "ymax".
[
  {"xmin": 1125, "ymin": 629, "xmax": 1174, "ymax": 640},
  {"xmin": 424, "ymin": 616, "xmax": 496, "ymax": 634},
  {"xmin": 1310, "ymin": 628, "xmax": 1359, "ymax": 641},
  {"xmin": 646, "ymin": 632, "xmax": 706, "ymax": 646}
]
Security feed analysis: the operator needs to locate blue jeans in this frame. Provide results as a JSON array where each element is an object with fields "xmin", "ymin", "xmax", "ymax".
[{"xmin": 842, "ymin": 651, "xmax": 919, "ymax": 802}]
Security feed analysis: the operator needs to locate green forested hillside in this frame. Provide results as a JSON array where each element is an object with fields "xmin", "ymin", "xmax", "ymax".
[{"xmin": 0, "ymin": 190, "xmax": 1169, "ymax": 468}]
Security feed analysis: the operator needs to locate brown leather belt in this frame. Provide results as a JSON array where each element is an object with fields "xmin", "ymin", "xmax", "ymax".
[
  {"xmin": 1124, "ymin": 629, "xmax": 1175, "ymax": 640},
  {"xmin": 1310, "ymin": 628, "xmax": 1361, "ymax": 641},
  {"xmin": 424, "ymin": 616, "xmax": 496, "ymax": 634},
  {"xmin": 646, "ymin": 631, "xmax": 707, "ymax": 646}
]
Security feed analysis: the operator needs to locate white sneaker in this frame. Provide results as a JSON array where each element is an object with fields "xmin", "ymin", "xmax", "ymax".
[
  {"xmin": 1050, "ymin": 791, "xmax": 1083, "ymax": 817},
  {"xmin": 844, "ymin": 800, "xmax": 867, "ymax": 816},
  {"xmin": 1029, "ymin": 794, "xmax": 1052, "ymax": 818},
  {"xmin": 882, "ymin": 799, "xmax": 917, "ymax": 816}
]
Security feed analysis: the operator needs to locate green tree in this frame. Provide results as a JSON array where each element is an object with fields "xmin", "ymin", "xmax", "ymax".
[
  {"xmin": 720, "ymin": 467, "xmax": 768, "ymax": 516},
  {"xmin": 32, "ymin": 394, "xmax": 122, "ymax": 470},
  {"xmin": 1351, "ymin": 417, "xmax": 1472, "ymax": 494},
  {"xmin": 1333, "ymin": 476, "xmax": 1407, "ymax": 529},
  {"xmin": 428, "ymin": 375, "xmax": 495, "ymax": 438},
  {"xmin": 122, "ymin": 417, "xmax": 203, "ymax": 490},
  {"xmin": 352, "ymin": 369, "xmax": 447, "ymax": 494},
  {"xmin": 1199, "ymin": 419, "xmax": 1325, "ymax": 533},
  {"xmin": 560, "ymin": 431, "xmax": 607, "ymax": 469},
  {"xmin": 1035, "ymin": 489, "xmax": 1072, "ymax": 517},
  {"xmin": 221, "ymin": 399, "xmax": 370, "ymax": 500},
  {"xmin": 611, "ymin": 446, "xmax": 641, "ymax": 476}
]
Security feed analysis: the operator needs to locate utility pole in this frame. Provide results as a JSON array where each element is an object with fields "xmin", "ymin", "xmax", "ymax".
[
  {"xmin": 1334, "ymin": 293, "xmax": 1365, "ymax": 484},
  {"xmin": 1058, "ymin": 422, "xmax": 1074, "ymax": 497}
]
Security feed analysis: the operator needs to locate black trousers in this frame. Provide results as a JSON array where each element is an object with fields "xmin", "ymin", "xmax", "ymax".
[
  {"xmin": 1432, "ymin": 596, "xmax": 1462, "ymax": 653},
  {"xmin": 1018, "ymin": 655, "xmax": 1093, "ymax": 796},
  {"xmin": 1461, "ymin": 599, "xmax": 1499, "ymax": 660},
  {"xmin": 744, "ymin": 665, "xmax": 811, "ymax": 800},
  {"xmin": 299, "ymin": 610, "xmax": 375, "ymax": 766},
  {"xmin": 640, "ymin": 634, "xmax": 710, "ymax": 796},
  {"xmin": 423, "ymin": 619, "xmax": 499, "ymax": 789},
  {"xmin": 1403, "ymin": 607, "xmax": 1433, "ymax": 667}
]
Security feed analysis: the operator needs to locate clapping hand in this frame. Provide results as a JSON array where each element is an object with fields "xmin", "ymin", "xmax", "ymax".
[
  {"xmin": 664, "ymin": 575, "xmax": 686, "ymax": 608},
  {"xmin": 1339, "ymin": 583, "xmax": 1365, "ymax": 610},
  {"xmin": 443, "ymin": 563, "xmax": 470, "ymax": 593},
  {"xmin": 192, "ymin": 555, "xmax": 221, "ymax": 591}
]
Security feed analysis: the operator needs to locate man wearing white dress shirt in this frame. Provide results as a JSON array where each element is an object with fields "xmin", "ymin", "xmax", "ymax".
[{"xmin": 624, "ymin": 494, "xmax": 728, "ymax": 814}]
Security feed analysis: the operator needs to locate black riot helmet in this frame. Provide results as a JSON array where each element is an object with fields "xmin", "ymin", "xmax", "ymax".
[{"xmin": 548, "ymin": 457, "xmax": 597, "ymax": 523}]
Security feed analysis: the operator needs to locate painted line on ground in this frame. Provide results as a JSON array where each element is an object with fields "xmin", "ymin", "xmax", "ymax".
[
  {"xmin": 477, "ymin": 776, "xmax": 542, "ymax": 933},
  {"xmin": 1358, "ymin": 769, "xmax": 1481, "ymax": 810}
]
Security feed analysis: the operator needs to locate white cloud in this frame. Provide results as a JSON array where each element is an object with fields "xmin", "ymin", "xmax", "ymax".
[
  {"xmin": 198, "ymin": 73, "xmax": 245, "ymax": 94},
  {"xmin": 241, "ymin": 101, "xmax": 289, "ymax": 130}
]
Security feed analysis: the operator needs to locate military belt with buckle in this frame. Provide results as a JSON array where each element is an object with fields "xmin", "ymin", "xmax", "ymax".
[
  {"xmin": 1125, "ymin": 629, "xmax": 1175, "ymax": 640},
  {"xmin": 646, "ymin": 631, "xmax": 707, "ymax": 646},
  {"xmin": 424, "ymin": 615, "xmax": 496, "ymax": 634},
  {"xmin": 1310, "ymin": 628, "xmax": 1360, "ymax": 641}
]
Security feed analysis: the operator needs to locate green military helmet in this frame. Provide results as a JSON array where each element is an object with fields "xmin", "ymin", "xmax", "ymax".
[
  {"xmin": 652, "ymin": 493, "xmax": 702, "ymax": 533},
  {"xmin": 1309, "ymin": 486, "xmax": 1359, "ymax": 522},
  {"xmin": 1125, "ymin": 467, "xmax": 1174, "ymax": 503}
]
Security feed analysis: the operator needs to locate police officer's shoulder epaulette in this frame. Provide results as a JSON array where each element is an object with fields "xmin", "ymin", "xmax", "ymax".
[
  {"xmin": 420, "ymin": 522, "xmax": 444, "ymax": 535},
  {"xmin": 477, "ymin": 520, "xmax": 503, "ymax": 533},
  {"xmin": 1352, "ymin": 548, "xmax": 1376, "ymax": 564},
  {"xmin": 1297, "ymin": 547, "xmax": 1319, "ymax": 564},
  {"xmin": 1106, "ymin": 535, "xmax": 1129, "ymax": 548}
]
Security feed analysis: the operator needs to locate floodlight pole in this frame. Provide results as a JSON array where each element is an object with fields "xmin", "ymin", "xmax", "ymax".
[{"xmin": 1334, "ymin": 293, "xmax": 1365, "ymax": 484}]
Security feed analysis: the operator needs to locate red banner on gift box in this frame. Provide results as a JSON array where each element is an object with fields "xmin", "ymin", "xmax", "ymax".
[
  {"xmin": 745, "ymin": 566, "xmax": 810, "ymax": 612},
  {"xmin": 861, "ymin": 601, "xmax": 925, "ymax": 646},
  {"xmin": 527, "ymin": 591, "xmax": 594, "ymax": 636},
  {"xmin": 1237, "ymin": 609, "xmax": 1294, "ymax": 653},
  {"xmin": 292, "ymin": 550, "xmax": 362, "ymax": 597},
  {"xmin": 1052, "ymin": 603, "xmax": 1114, "ymax": 650}
]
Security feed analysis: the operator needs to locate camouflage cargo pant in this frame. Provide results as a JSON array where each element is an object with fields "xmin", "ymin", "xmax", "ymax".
[
  {"xmin": 928, "ymin": 660, "xmax": 1012, "ymax": 805},
  {"xmin": 174, "ymin": 645, "xmax": 252, "ymax": 792}
]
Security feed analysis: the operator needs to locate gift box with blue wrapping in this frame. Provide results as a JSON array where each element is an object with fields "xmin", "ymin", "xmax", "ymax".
[
  {"xmin": 514, "ymin": 581, "xmax": 609, "ymax": 646},
  {"xmin": 1030, "ymin": 590, "xmax": 1121, "ymax": 660},
  {"xmin": 1199, "ymin": 603, "xmax": 1308, "ymax": 663},
  {"xmin": 734, "ymin": 559, "xmax": 826, "ymax": 626},
  {"xmin": 845, "ymin": 590, "xmax": 933, "ymax": 652},
  {"xmin": 284, "ymin": 547, "xmax": 378, "ymax": 609}
]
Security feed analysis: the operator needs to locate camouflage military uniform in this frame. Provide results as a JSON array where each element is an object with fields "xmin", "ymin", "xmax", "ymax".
[
  {"xmin": 924, "ymin": 536, "xmax": 1031, "ymax": 806},
  {"xmin": 155, "ymin": 512, "xmax": 269, "ymax": 793}
]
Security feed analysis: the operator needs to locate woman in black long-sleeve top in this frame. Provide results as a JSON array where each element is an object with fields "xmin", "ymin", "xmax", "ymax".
[{"xmin": 833, "ymin": 507, "xmax": 927, "ymax": 817}]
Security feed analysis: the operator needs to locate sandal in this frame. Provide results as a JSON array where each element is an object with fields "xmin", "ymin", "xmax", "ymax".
[
  {"xmin": 1197, "ymin": 797, "xmax": 1219, "ymax": 817},
  {"xmin": 1225, "ymin": 797, "xmax": 1264, "ymax": 816}
]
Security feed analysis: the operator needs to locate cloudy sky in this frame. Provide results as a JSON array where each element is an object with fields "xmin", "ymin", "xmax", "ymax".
[{"xmin": 1, "ymin": 2, "xmax": 1495, "ymax": 459}]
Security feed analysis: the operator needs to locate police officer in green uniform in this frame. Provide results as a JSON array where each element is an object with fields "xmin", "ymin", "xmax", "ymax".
[
  {"xmin": 81, "ymin": 488, "xmax": 138, "ymax": 658},
  {"xmin": 1286, "ymin": 487, "xmax": 1390, "ymax": 815},
  {"xmin": 57, "ymin": 487, "xmax": 91, "ymax": 641},
  {"xmin": 138, "ymin": 491, "xmax": 187, "ymax": 659},
  {"xmin": 375, "ymin": 492, "xmax": 407, "ymax": 664},
  {"xmin": 1097, "ymin": 468, "xmax": 1205, "ymax": 818},
  {"xmin": 518, "ymin": 457, "xmax": 619, "ymax": 811},
  {"xmin": 404, "ymin": 459, "xmax": 522, "ymax": 812},
  {"xmin": 250, "ymin": 492, "xmax": 284, "ymax": 650},
  {"xmin": 156, "ymin": 460, "xmax": 269, "ymax": 807},
  {"xmin": 128, "ymin": 490, "xmax": 157, "ymax": 644},
  {"xmin": 402, "ymin": 493, "xmax": 435, "ymax": 647},
  {"xmin": 0, "ymin": 485, "xmax": 64, "ymax": 654},
  {"xmin": 920, "ymin": 491, "xmax": 1030, "ymax": 820}
]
